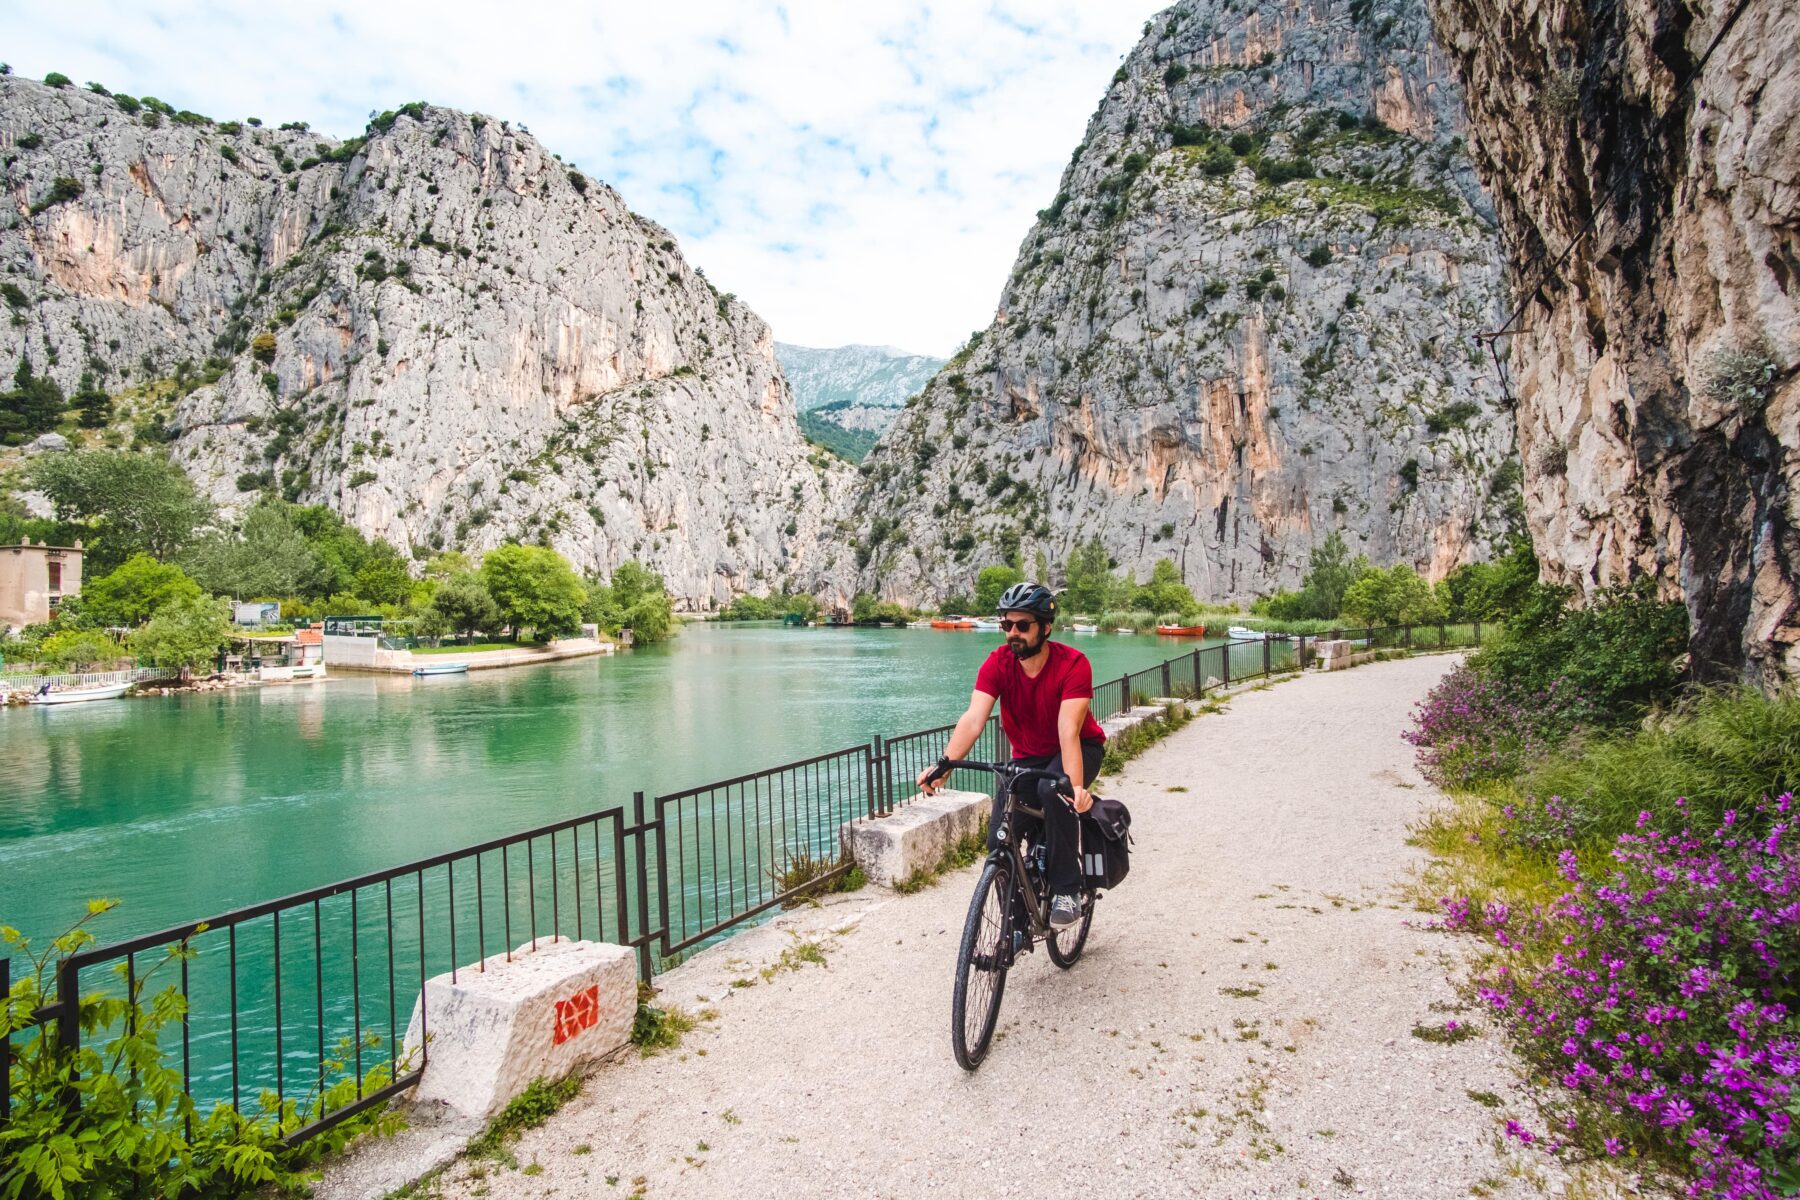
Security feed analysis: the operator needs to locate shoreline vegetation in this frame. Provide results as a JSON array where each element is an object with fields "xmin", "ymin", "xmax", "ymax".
[{"xmin": 1403, "ymin": 570, "xmax": 1800, "ymax": 1197}]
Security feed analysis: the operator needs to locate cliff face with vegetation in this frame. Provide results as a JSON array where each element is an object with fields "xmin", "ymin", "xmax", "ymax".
[
  {"xmin": 1425, "ymin": 0, "xmax": 1799, "ymax": 684},
  {"xmin": 0, "ymin": 77, "xmax": 847, "ymax": 609},
  {"xmin": 833, "ymin": 0, "xmax": 1517, "ymax": 608}
]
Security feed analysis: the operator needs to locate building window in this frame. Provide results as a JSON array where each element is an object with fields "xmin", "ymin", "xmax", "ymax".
[{"xmin": 47, "ymin": 562, "xmax": 61, "ymax": 593}]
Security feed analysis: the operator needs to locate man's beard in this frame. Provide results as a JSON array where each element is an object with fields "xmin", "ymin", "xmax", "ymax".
[{"xmin": 1008, "ymin": 636, "xmax": 1040, "ymax": 660}]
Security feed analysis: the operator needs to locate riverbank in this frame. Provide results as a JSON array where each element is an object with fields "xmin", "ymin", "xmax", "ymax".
[
  {"xmin": 335, "ymin": 655, "xmax": 1583, "ymax": 1200},
  {"xmin": 325, "ymin": 636, "xmax": 616, "ymax": 674}
]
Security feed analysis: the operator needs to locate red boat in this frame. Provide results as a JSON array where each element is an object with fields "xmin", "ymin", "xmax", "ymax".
[
  {"xmin": 1155, "ymin": 624, "xmax": 1207, "ymax": 637},
  {"xmin": 930, "ymin": 618, "xmax": 976, "ymax": 630}
]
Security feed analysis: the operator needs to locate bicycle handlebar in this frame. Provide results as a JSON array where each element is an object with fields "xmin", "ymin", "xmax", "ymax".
[{"xmin": 926, "ymin": 758, "xmax": 1072, "ymax": 799}]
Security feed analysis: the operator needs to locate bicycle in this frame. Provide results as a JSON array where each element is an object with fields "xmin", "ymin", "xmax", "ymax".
[{"xmin": 925, "ymin": 758, "xmax": 1098, "ymax": 1071}]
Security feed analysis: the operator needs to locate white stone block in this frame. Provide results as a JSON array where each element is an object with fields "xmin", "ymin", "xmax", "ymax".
[
  {"xmin": 403, "ymin": 937, "xmax": 635, "ymax": 1121},
  {"xmin": 840, "ymin": 789, "xmax": 989, "ymax": 887}
]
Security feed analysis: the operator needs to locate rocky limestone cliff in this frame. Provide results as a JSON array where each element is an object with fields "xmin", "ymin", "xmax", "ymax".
[
  {"xmin": 832, "ymin": 0, "xmax": 1518, "ymax": 608},
  {"xmin": 0, "ymin": 79, "xmax": 848, "ymax": 608},
  {"xmin": 1426, "ymin": 0, "xmax": 1799, "ymax": 684}
]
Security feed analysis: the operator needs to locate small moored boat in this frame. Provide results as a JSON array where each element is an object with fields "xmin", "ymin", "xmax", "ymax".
[
  {"xmin": 1227, "ymin": 626, "xmax": 1269, "ymax": 641},
  {"xmin": 28, "ymin": 682, "xmax": 132, "ymax": 705},
  {"xmin": 412, "ymin": 662, "xmax": 470, "ymax": 677},
  {"xmin": 930, "ymin": 618, "xmax": 975, "ymax": 630},
  {"xmin": 971, "ymin": 618, "xmax": 1001, "ymax": 631},
  {"xmin": 1070, "ymin": 622, "xmax": 1099, "ymax": 633},
  {"xmin": 1114, "ymin": 627, "xmax": 1136, "ymax": 634},
  {"xmin": 1155, "ymin": 624, "xmax": 1208, "ymax": 637}
]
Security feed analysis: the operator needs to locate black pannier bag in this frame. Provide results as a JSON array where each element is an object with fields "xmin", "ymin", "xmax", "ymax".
[{"xmin": 1079, "ymin": 795, "xmax": 1132, "ymax": 889}]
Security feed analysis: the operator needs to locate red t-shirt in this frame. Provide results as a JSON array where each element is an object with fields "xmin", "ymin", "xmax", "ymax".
[{"xmin": 974, "ymin": 641, "xmax": 1107, "ymax": 758}]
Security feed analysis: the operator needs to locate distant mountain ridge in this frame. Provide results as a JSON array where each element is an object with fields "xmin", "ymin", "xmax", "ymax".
[{"xmin": 774, "ymin": 343, "xmax": 946, "ymax": 412}]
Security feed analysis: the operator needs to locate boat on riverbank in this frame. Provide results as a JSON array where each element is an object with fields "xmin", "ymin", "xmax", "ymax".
[
  {"xmin": 1070, "ymin": 623, "xmax": 1099, "ymax": 633},
  {"xmin": 1227, "ymin": 626, "xmax": 1268, "ymax": 641},
  {"xmin": 28, "ymin": 682, "xmax": 132, "ymax": 705},
  {"xmin": 1156, "ymin": 624, "xmax": 1207, "ymax": 637},
  {"xmin": 411, "ymin": 663, "xmax": 470, "ymax": 677},
  {"xmin": 971, "ymin": 618, "xmax": 1001, "ymax": 631},
  {"xmin": 930, "ymin": 618, "xmax": 975, "ymax": 630}
]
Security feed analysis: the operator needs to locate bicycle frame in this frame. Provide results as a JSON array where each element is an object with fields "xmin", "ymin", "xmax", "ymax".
[{"xmin": 931, "ymin": 759, "xmax": 1072, "ymax": 942}]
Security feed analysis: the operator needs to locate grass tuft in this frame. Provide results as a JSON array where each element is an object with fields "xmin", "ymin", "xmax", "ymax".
[{"xmin": 467, "ymin": 1074, "xmax": 583, "ymax": 1162}]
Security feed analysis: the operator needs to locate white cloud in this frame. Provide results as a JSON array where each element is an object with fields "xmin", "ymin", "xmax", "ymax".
[{"xmin": 6, "ymin": 0, "xmax": 1165, "ymax": 355}]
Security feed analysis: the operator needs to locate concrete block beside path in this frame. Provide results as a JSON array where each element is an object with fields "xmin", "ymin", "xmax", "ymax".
[
  {"xmin": 841, "ymin": 789, "xmax": 989, "ymax": 888},
  {"xmin": 403, "ymin": 937, "xmax": 636, "ymax": 1121}
]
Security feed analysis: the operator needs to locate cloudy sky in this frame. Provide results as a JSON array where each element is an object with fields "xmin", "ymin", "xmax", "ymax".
[{"xmin": 8, "ymin": 2, "xmax": 1168, "ymax": 356}]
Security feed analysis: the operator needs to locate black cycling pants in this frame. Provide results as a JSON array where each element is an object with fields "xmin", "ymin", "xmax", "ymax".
[{"xmin": 996, "ymin": 740, "xmax": 1104, "ymax": 895}]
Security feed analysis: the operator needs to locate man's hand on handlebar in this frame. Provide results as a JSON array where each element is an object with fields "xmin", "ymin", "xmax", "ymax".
[
  {"xmin": 917, "ymin": 759, "xmax": 951, "ymax": 796},
  {"xmin": 1069, "ymin": 784, "xmax": 1093, "ymax": 814}
]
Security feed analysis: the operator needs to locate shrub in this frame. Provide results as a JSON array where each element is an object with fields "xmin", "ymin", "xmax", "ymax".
[
  {"xmin": 1, "ymin": 905, "xmax": 397, "ymax": 1197},
  {"xmin": 1303, "ymin": 245, "xmax": 1332, "ymax": 267},
  {"xmin": 43, "ymin": 71, "xmax": 71, "ymax": 88},
  {"xmin": 28, "ymin": 176, "xmax": 83, "ymax": 216},
  {"xmin": 1516, "ymin": 688, "xmax": 1800, "ymax": 845},
  {"xmin": 250, "ymin": 331, "xmax": 277, "ymax": 363},
  {"xmin": 1477, "ymin": 577, "xmax": 1688, "ymax": 722},
  {"xmin": 1405, "ymin": 664, "xmax": 1599, "ymax": 789},
  {"xmin": 1164, "ymin": 63, "xmax": 1189, "ymax": 86},
  {"xmin": 15, "ymin": 133, "xmax": 41, "ymax": 150},
  {"xmin": 1462, "ymin": 795, "xmax": 1800, "ymax": 1197}
]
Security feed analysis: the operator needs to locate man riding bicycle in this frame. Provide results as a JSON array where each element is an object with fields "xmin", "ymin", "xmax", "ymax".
[{"xmin": 917, "ymin": 581, "xmax": 1106, "ymax": 928}]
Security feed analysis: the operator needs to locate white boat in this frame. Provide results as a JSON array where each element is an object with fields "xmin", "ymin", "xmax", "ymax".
[
  {"xmin": 1227, "ymin": 626, "xmax": 1269, "ymax": 641},
  {"xmin": 1114, "ymin": 627, "xmax": 1136, "ymax": 634},
  {"xmin": 412, "ymin": 662, "xmax": 470, "ymax": 677},
  {"xmin": 906, "ymin": 619, "xmax": 934, "ymax": 628},
  {"xmin": 28, "ymin": 682, "xmax": 132, "ymax": 705},
  {"xmin": 971, "ymin": 618, "xmax": 1001, "ymax": 631},
  {"xmin": 1070, "ymin": 622, "xmax": 1099, "ymax": 633}
]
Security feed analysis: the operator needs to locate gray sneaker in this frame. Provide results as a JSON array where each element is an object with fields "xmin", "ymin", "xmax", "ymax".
[{"xmin": 1050, "ymin": 893, "xmax": 1081, "ymax": 928}]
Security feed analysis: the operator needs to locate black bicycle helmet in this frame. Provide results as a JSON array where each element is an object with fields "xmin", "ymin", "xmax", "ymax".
[{"xmin": 995, "ymin": 581, "xmax": 1057, "ymax": 623}]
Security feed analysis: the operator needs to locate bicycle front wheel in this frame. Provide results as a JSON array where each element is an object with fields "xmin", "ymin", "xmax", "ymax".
[{"xmin": 951, "ymin": 858, "xmax": 1012, "ymax": 1070}]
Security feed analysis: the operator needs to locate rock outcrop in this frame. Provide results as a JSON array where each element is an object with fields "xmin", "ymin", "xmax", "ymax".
[
  {"xmin": 1, "ymin": 79, "xmax": 847, "ymax": 608},
  {"xmin": 1426, "ymin": 0, "xmax": 1799, "ymax": 684},
  {"xmin": 834, "ymin": 0, "xmax": 1518, "ymax": 608}
]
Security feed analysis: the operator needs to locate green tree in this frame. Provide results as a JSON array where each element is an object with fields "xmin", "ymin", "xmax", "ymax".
[
  {"xmin": 71, "ymin": 371, "xmax": 111, "ymax": 428},
  {"xmin": 1440, "ymin": 541, "xmax": 1539, "ymax": 622},
  {"xmin": 37, "ymin": 628, "xmax": 124, "ymax": 668},
  {"xmin": 481, "ymin": 544, "xmax": 587, "ymax": 638},
  {"xmin": 974, "ymin": 564, "xmax": 1024, "ymax": 612},
  {"xmin": 1062, "ymin": 537, "xmax": 1112, "ymax": 614},
  {"xmin": 1300, "ymin": 532, "xmax": 1363, "ymax": 618},
  {"xmin": 1339, "ymin": 564, "xmax": 1443, "ymax": 626},
  {"xmin": 1, "ymin": 358, "xmax": 66, "ymax": 437},
  {"xmin": 585, "ymin": 560, "xmax": 674, "ymax": 644},
  {"xmin": 81, "ymin": 553, "xmax": 202, "ymax": 626},
  {"xmin": 184, "ymin": 499, "xmax": 330, "ymax": 599},
  {"xmin": 428, "ymin": 575, "xmax": 501, "ymax": 639},
  {"xmin": 130, "ymin": 594, "xmax": 233, "ymax": 678},
  {"xmin": 351, "ymin": 539, "xmax": 413, "ymax": 606},
  {"xmin": 1133, "ymin": 559, "xmax": 1199, "ymax": 616},
  {"xmin": 26, "ymin": 449, "xmax": 213, "ymax": 570},
  {"xmin": 288, "ymin": 504, "xmax": 375, "ymax": 594}
]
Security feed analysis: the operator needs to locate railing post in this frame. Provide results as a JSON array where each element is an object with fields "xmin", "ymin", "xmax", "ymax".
[
  {"xmin": 1474, "ymin": 620, "xmax": 1482, "ymax": 646},
  {"xmin": 1220, "ymin": 641, "xmax": 1230, "ymax": 689},
  {"xmin": 54, "ymin": 955, "xmax": 80, "ymax": 1108},
  {"xmin": 1439, "ymin": 622, "xmax": 1446, "ymax": 649},
  {"xmin": 1403, "ymin": 624, "xmax": 1412, "ymax": 650},
  {"xmin": 868, "ymin": 735, "xmax": 885, "ymax": 818},
  {"xmin": 1161, "ymin": 660, "xmax": 1171, "ymax": 697},
  {"xmin": 1191, "ymin": 647, "xmax": 1201, "ymax": 692},
  {"xmin": 1118, "ymin": 673, "xmax": 1129, "ymax": 714},
  {"xmin": 630, "ymin": 791, "xmax": 654, "ymax": 981},
  {"xmin": 1262, "ymin": 634, "xmax": 1271, "ymax": 678}
]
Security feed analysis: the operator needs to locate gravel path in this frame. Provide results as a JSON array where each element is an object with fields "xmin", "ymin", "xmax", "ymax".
[{"xmin": 432, "ymin": 655, "xmax": 1558, "ymax": 1200}]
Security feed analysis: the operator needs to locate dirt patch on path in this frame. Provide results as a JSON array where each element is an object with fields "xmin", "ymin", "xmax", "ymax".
[{"xmin": 423, "ymin": 655, "xmax": 1557, "ymax": 1199}]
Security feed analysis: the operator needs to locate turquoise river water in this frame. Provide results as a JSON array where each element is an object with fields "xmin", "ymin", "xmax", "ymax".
[{"xmin": 0, "ymin": 623, "xmax": 1247, "ymax": 950}]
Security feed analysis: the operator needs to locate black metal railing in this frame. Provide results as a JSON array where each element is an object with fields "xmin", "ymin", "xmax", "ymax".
[{"xmin": 3, "ymin": 619, "xmax": 1480, "ymax": 1142}]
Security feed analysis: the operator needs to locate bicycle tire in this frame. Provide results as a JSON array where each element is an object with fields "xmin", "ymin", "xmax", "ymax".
[
  {"xmin": 951, "ymin": 858, "xmax": 1011, "ymax": 1070},
  {"xmin": 1046, "ymin": 887, "xmax": 1094, "ymax": 968}
]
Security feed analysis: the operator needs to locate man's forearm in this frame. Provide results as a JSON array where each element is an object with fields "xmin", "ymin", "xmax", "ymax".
[
  {"xmin": 943, "ymin": 709, "xmax": 987, "ymax": 761},
  {"xmin": 1060, "ymin": 735, "xmax": 1087, "ymax": 788}
]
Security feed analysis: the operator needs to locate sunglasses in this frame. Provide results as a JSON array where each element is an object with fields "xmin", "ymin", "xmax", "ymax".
[{"xmin": 997, "ymin": 618, "xmax": 1038, "ymax": 633}]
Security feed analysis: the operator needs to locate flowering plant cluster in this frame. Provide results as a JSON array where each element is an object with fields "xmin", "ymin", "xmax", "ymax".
[
  {"xmin": 1457, "ymin": 795, "xmax": 1800, "ymax": 1198},
  {"xmin": 1405, "ymin": 664, "xmax": 1596, "ymax": 788}
]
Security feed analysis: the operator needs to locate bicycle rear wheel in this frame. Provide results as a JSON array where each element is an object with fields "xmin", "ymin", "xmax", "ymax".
[
  {"xmin": 951, "ymin": 858, "xmax": 1012, "ymax": 1070},
  {"xmin": 1046, "ymin": 887, "xmax": 1094, "ymax": 968}
]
